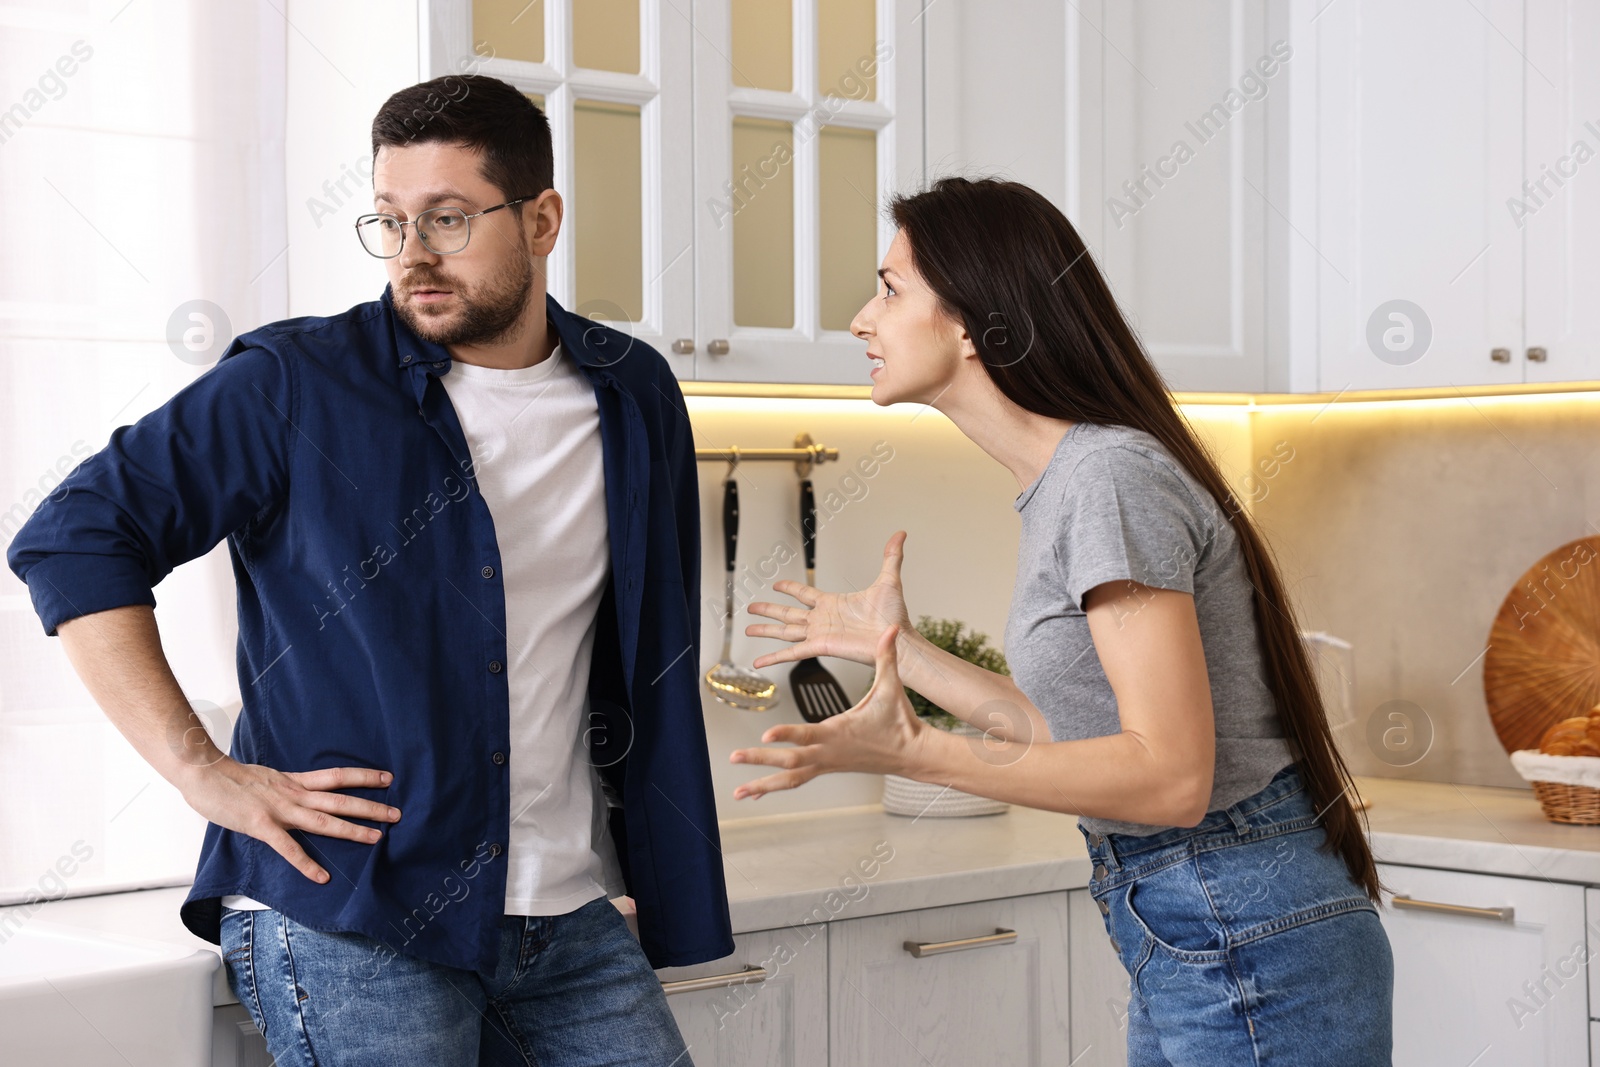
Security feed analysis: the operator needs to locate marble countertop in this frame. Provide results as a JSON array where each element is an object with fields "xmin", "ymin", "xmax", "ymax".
[
  {"xmin": 13, "ymin": 774, "xmax": 1600, "ymax": 1008},
  {"xmin": 1357, "ymin": 774, "xmax": 1600, "ymax": 883}
]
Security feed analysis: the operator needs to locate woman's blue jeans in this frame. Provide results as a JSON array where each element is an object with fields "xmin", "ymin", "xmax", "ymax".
[
  {"xmin": 1082, "ymin": 762, "xmax": 1394, "ymax": 1066},
  {"xmin": 219, "ymin": 894, "xmax": 693, "ymax": 1066}
]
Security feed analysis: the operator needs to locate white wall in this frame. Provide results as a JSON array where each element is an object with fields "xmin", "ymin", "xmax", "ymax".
[{"xmin": 285, "ymin": 0, "xmax": 423, "ymax": 317}]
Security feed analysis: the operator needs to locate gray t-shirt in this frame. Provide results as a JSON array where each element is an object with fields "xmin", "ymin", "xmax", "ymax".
[{"xmin": 1004, "ymin": 420, "xmax": 1293, "ymax": 836}]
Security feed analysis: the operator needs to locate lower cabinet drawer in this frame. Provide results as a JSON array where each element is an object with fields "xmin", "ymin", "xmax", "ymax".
[
  {"xmin": 1067, "ymin": 887, "xmax": 1130, "ymax": 1066},
  {"xmin": 826, "ymin": 892, "xmax": 1071, "ymax": 1066},
  {"xmin": 1380, "ymin": 862, "xmax": 1588, "ymax": 1066},
  {"xmin": 654, "ymin": 925, "xmax": 828, "ymax": 1067},
  {"xmin": 210, "ymin": 1003, "xmax": 273, "ymax": 1067}
]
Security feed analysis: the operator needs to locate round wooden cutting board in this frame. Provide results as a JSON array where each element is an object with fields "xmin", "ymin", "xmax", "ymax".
[{"xmin": 1485, "ymin": 536, "xmax": 1600, "ymax": 755}]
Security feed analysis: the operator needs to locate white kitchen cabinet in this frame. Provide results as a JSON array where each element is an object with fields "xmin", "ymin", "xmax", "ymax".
[
  {"xmin": 1304, "ymin": 0, "xmax": 1527, "ymax": 393},
  {"xmin": 1292, "ymin": 0, "xmax": 1600, "ymax": 393},
  {"xmin": 1067, "ymin": 888, "xmax": 1131, "ymax": 1067},
  {"xmin": 1072, "ymin": 0, "xmax": 1276, "ymax": 395},
  {"xmin": 1378, "ymin": 862, "xmax": 1589, "ymax": 1066},
  {"xmin": 931, "ymin": 0, "xmax": 1600, "ymax": 396},
  {"xmin": 429, "ymin": 0, "xmax": 700, "ymax": 380},
  {"xmin": 690, "ymin": 0, "xmax": 924, "ymax": 386},
  {"xmin": 1585, "ymin": 888, "xmax": 1600, "ymax": 1027},
  {"xmin": 925, "ymin": 0, "xmax": 1278, "ymax": 394},
  {"xmin": 430, "ymin": 0, "xmax": 921, "ymax": 389},
  {"xmin": 1523, "ymin": 0, "xmax": 1600, "ymax": 386},
  {"xmin": 406, "ymin": 0, "xmax": 1600, "ymax": 395},
  {"xmin": 827, "ymin": 892, "xmax": 1071, "ymax": 1066},
  {"xmin": 210, "ymin": 1004, "xmax": 273, "ymax": 1067},
  {"xmin": 654, "ymin": 925, "xmax": 829, "ymax": 1067}
]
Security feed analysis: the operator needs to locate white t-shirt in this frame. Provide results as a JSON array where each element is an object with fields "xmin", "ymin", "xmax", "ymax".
[{"xmin": 223, "ymin": 340, "xmax": 625, "ymax": 915}]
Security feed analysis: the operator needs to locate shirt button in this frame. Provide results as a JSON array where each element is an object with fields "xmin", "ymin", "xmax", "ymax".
[
  {"xmin": 1097, "ymin": 897, "xmax": 1110, "ymax": 916},
  {"xmin": 481, "ymin": 565, "xmax": 495, "ymax": 579},
  {"xmin": 433, "ymin": 360, "xmax": 447, "ymax": 368},
  {"xmin": 488, "ymin": 660, "xmax": 503, "ymax": 674},
  {"xmin": 489, "ymin": 843, "xmax": 503, "ymax": 858},
  {"xmin": 402, "ymin": 354, "xmax": 413, "ymax": 363},
  {"xmin": 1092, "ymin": 863, "xmax": 1107, "ymax": 881},
  {"xmin": 492, "ymin": 751, "xmax": 505, "ymax": 765}
]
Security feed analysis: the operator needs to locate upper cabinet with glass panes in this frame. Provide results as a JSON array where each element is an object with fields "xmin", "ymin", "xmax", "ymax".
[{"xmin": 426, "ymin": 0, "xmax": 924, "ymax": 386}]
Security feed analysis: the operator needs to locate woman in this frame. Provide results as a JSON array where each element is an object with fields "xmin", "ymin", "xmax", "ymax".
[{"xmin": 730, "ymin": 177, "xmax": 1394, "ymax": 1065}]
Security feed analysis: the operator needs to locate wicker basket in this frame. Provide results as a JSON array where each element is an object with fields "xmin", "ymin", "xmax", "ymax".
[
  {"xmin": 1511, "ymin": 750, "xmax": 1600, "ymax": 824},
  {"xmin": 1529, "ymin": 781, "xmax": 1600, "ymax": 824}
]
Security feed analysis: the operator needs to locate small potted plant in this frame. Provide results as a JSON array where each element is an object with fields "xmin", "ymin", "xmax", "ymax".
[{"xmin": 881, "ymin": 615, "xmax": 1012, "ymax": 818}]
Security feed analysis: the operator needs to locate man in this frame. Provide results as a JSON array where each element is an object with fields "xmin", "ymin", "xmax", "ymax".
[{"xmin": 6, "ymin": 75, "xmax": 730, "ymax": 1065}]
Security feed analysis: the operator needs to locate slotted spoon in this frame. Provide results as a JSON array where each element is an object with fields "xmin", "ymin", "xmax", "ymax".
[
  {"xmin": 789, "ymin": 475, "xmax": 854, "ymax": 722},
  {"xmin": 705, "ymin": 468, "xmax": 780, "ymax": 710}
]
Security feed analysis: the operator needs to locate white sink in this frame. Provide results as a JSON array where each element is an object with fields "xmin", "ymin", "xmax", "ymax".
[{"xmin": 0, "ymin": 918, "xmax": 217, "ymax": 1066}]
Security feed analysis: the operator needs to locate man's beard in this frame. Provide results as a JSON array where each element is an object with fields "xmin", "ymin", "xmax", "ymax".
[{"xmin": 395, "ymin": 252, "xmax": 536, "ymax": 348}]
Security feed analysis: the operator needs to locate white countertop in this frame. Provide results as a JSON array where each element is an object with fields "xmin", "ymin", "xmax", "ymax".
[
  {"xmin": 1358, "ymin": 774, "xmax": 1600, "ymax": 883},
  {"xmin": 11, "ymin": 774, "xmax": 1600, "ymax": 1009}
]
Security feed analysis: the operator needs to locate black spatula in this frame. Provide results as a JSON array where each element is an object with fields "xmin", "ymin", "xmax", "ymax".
[{"xmin": 789, "ymin": 476, "xmax": 853, "ymax": 722}]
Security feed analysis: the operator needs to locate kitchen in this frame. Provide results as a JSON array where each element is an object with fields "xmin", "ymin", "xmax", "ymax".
[{"xmin": 2, "ymin": 0, "xmax": 1599, "ymax": 1064}]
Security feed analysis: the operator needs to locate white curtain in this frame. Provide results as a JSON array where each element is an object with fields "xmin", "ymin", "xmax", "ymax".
[{"xmin": 0, "ymin": 1, "xmax": 288, "ymax": 903}]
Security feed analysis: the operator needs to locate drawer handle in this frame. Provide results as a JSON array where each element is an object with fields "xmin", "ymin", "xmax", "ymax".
[
  {"xmin": 660, "ymin": 965, "xmax": 768, "ymax": 995},
  {"xmin": 903, "ymin": 927, "xmax": 1017, "ymax": 958},
  {"xmin": 1391, "ymin": 894, "xmax": 1514, "ymax": 923}
]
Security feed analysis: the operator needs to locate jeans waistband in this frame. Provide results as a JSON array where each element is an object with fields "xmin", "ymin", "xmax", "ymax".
[{"xmin": 1081, "ymin": 762, "xmax": 1310, "ymax": 873}]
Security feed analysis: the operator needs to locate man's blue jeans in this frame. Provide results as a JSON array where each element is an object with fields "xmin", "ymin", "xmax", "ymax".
[{"xmin": 220, "ymin": 895, "xmax": 694, "ymax": 1066}]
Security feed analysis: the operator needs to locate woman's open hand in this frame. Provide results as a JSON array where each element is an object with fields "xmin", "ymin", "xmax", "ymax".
[
  {"xmin": 744, "ymin": 530, "xmax": 913, "ymax": 668},
  {"xmin": 730, "ymin": 624, "xmax": 928, "ymax": 799}
]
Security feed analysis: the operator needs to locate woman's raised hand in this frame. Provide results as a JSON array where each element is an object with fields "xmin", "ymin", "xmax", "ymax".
[
  {"xmin": 730, "ymin": 623, "xmax": 928, "ymax": 799},
  {"xmin": 745, "ymin": 530, "xmax": 913, "ymax": 668}
]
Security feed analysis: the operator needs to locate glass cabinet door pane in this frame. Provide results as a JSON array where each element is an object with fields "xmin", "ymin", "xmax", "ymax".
[
  {"xmin": 732, "ymin": 0, "xmax": 792, "ymax": 91},
  {"xmin": 731, "ymin": 117, "xmax": 795, "ymax": 328},
  {"xmin": 818, "ymin": 0, "xmax": 876, "ymax": 100},
  {"xmin": 574, "ymin": 100, "xmax": 643, "ymax": 322},
  {"xmin": 474, "ymin": 0, "xmax": 544, "ymax": 63},
  {"xmin": 818, "ymin": 125, "xmax": 877, "ymax": 331},
  {"xmin": 573, "ymin": 0, "xmax": 640, "ymax": 74}
]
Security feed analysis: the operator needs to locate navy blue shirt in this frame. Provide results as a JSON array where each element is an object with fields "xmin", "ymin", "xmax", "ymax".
[{"xmin": 6, "ymin": 285, "xmax": 735, "ymax": 978}]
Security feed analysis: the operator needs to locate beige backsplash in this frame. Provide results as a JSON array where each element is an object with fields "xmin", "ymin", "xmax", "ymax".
[
  {"xmin": 1249, "ymin": 392, "xmax": 1600, "ymax": 794},
  {"xmin": 687, "ymin": 395, "xmax": 1253, "ymax": 822},
  {"xmin": 689, "ymin": 390, "xmax": 1595, "ymax": 823}
]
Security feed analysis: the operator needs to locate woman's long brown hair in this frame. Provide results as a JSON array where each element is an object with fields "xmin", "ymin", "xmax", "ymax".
[{"xmin": 890, "ymin": 177, "xmax": 1381, "ymax": 903}]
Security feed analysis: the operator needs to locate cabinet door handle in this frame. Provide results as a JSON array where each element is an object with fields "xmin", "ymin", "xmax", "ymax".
[
  {"xmin": 1527, "ymin": 346, "xmax": 1548, "ymax": 362},
  {"xmin": 706, "ymin": 339, "xmax": 730, "ymax": 356},
  {"xmin": 660, "ymin": 965, "xmax": 768, "ymax": 995},
  {"xmin": 1490, "ymin": 347, "xmax": 1511, "ymax": 363},
  {"xmin": 671, "ymin": 338, "xmax": 695, "ymax": 355},
  {"xmin": 903, "ymin": 927, "xmax": 1017, "ymax": 958},
  {"xmin": 1390, "ymin": 894, "xmax": 1514, "ymax": 923}
]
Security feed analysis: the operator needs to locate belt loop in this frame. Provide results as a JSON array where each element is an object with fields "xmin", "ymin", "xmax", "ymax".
[{"xmin": 1227, "ymin": 805, "xmax": 1252, "ymax": 837}]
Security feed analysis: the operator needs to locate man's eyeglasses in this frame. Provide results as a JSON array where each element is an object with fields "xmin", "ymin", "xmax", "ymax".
[{"xmin": 354, "ymin": 197, "xmax": 537, "ymax": 258}]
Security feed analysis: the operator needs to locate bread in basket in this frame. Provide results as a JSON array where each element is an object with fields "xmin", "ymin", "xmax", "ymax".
[{"xmin": 1511, "ymin": 706, "xmax": 1600, "ymax": 824}]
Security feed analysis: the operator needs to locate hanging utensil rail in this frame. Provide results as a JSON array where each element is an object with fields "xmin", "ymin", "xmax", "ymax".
[{"xmin": 694, "ymin": 442, "xmax": 839, "ymax": 465}]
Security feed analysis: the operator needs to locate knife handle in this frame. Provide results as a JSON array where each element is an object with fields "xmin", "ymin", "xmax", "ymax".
[
  {"xmin": 800, "ymin": 479, "xmax": 816, "ymax": 574},
  {"xmin": 723, "ymin": 476, "xmax": 739, "ymax": 574}
]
